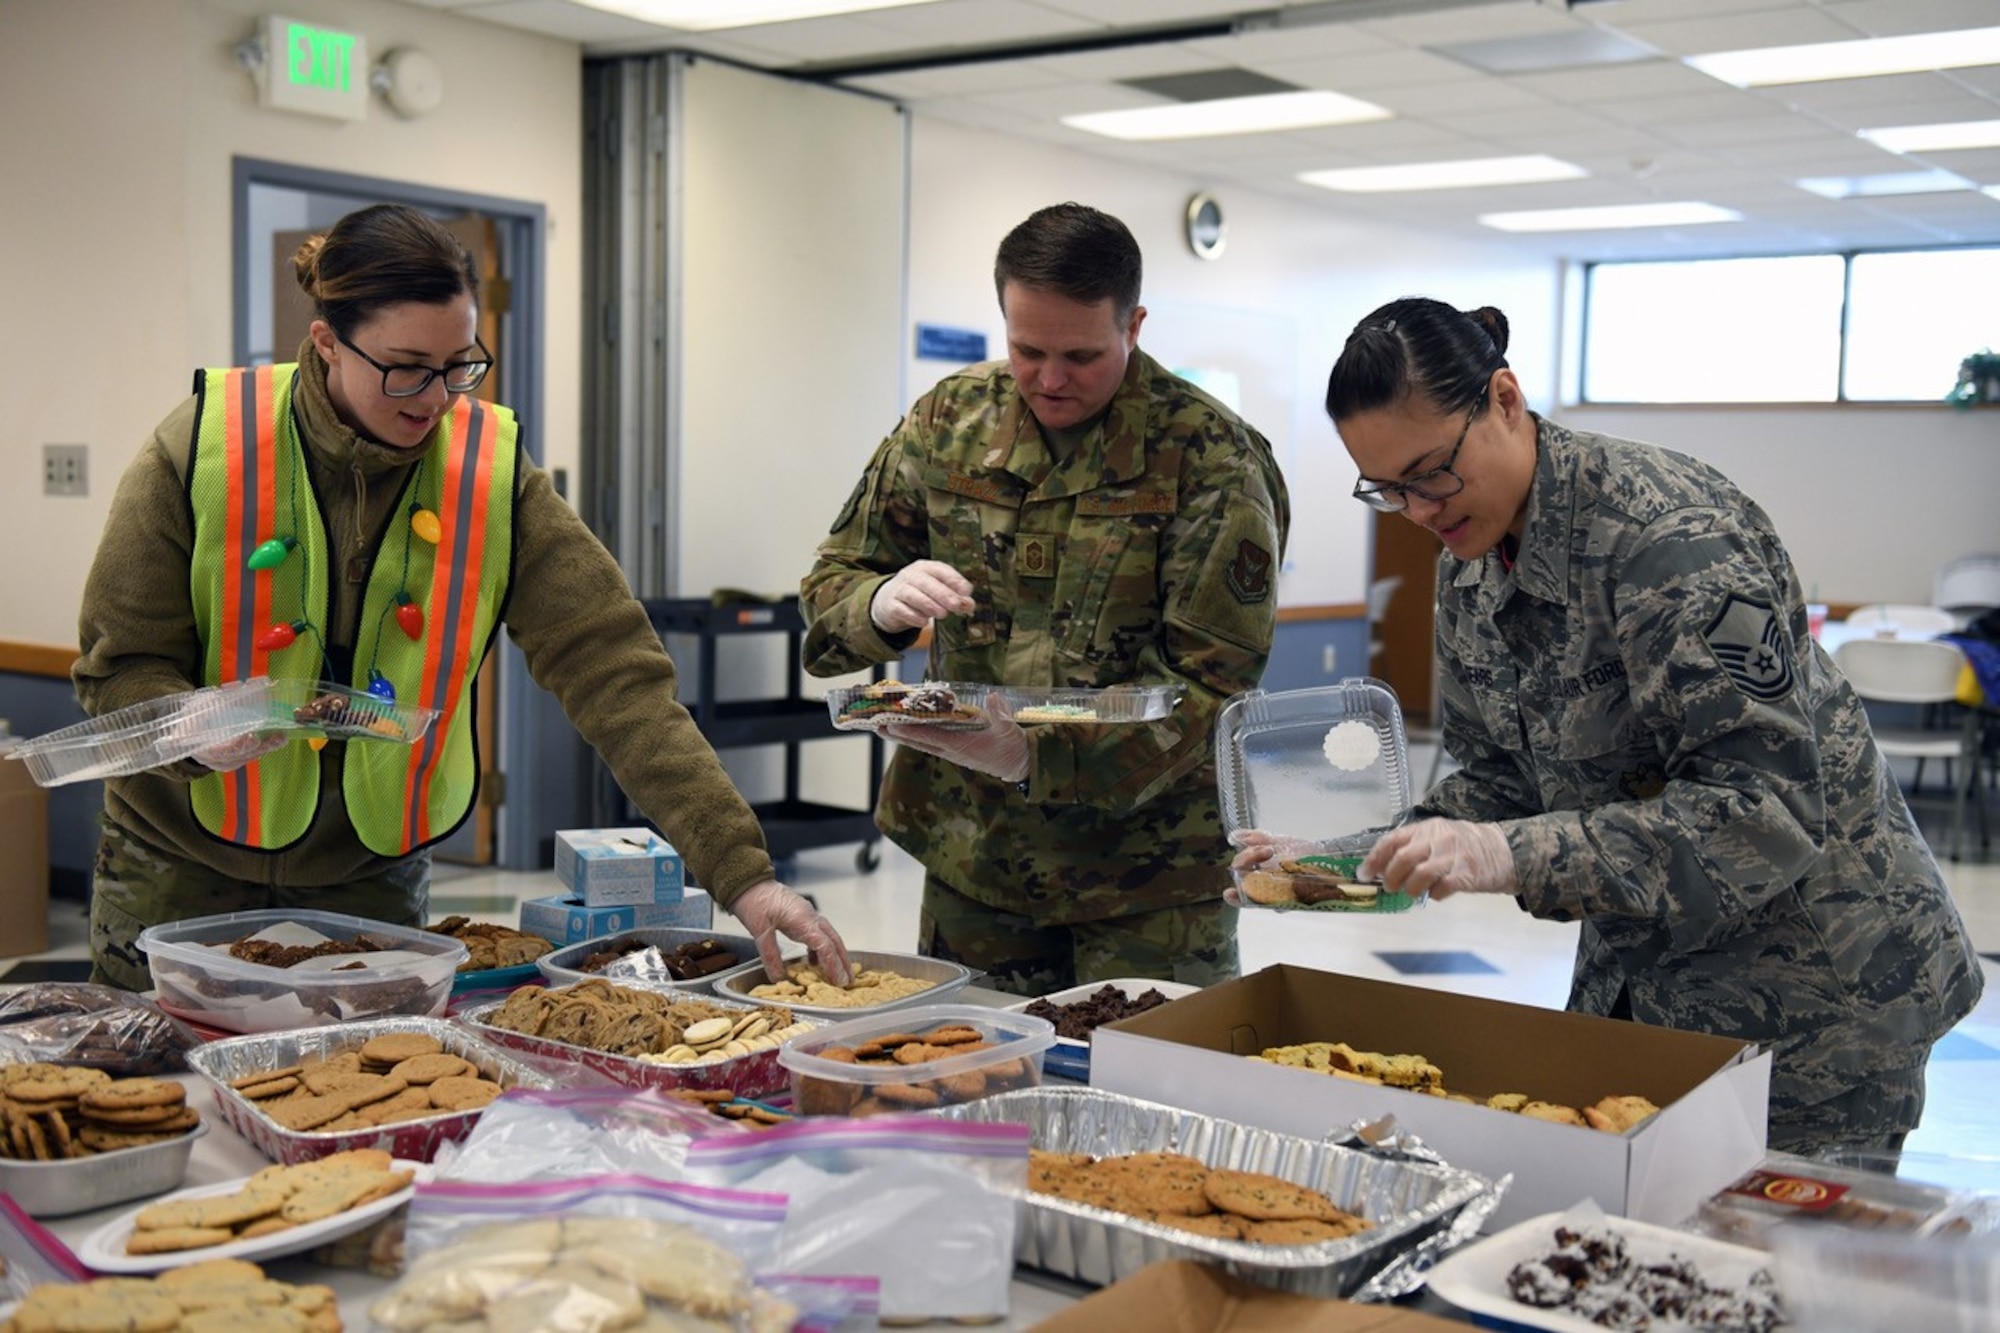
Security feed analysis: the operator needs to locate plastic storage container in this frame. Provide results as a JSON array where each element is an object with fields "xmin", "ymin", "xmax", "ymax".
[
  {"xmin": 998, "ymin": 684, "xmax": 1182, "ymax": 724},
  {"xmin": 1214, "ymin": 679, "xmax": 1420, "ymax": 913},
  {"xmin": 825, "ymin": 680, "xmax": 994, "ymax": 732},
  {"xmin": 11, "ymin": 679, "xmax": 277, "ymax": 787},
  {"xmin": 712, "ymin": 948, "xmax": 973, "ymax": 1018},
  {"xmin": 268, "ymin": 679, "xmax": 440, "ymax": 746},
  {"xmin": 779, "ymin": 1002, "xmax": 1055, "ymax": 1117},
  {"xmin": 140, "ymin": 909, "xmax": 468, "ymax": 1034}
]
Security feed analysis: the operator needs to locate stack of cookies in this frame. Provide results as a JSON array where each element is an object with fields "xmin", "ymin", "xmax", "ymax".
[
  {"xmin": 228, "ymin": 1032, "xmax": 504, "ymax": 1135},
  {"xmin": 1, "ymin": 1257, "xmax": 339, "ymax": 1332},
  {"xmin": 123, "ymin": 1147, "xmax": 413, "ymax": 1256},
  {"xmin": 792, "ymin": 1021, "xmax": 1040, "ymax": 1117},
  {"xmin": 0, "ymin": 1064, "xmax": 201, "ymax": 1160},
  {"xmin": 1029, "ymin": 1150, "xmax": 1373, "ymax": 1247}
]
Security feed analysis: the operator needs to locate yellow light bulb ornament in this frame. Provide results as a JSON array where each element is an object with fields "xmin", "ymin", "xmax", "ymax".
[{"xmin": 410, "ymin": 507, "xmax": 441, "ymax": 545}]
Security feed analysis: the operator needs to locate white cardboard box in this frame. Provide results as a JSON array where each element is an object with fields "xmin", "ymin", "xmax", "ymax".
[
  {"xmin": 520, "ymin": 887, "xmax": 712, "ymax": 945},
  {"xmin": 552, "ymin": 828, "xmax": 684, "ymax": 907},
  {"xmin": 1090, "ymin": 964, "xmax": 1769, "ymax": 1231}
]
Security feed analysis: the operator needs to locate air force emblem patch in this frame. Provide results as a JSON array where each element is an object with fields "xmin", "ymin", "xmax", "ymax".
[{"xmin": 1703, "ymin": 594, "xmax": 1794, "ymax": 701}]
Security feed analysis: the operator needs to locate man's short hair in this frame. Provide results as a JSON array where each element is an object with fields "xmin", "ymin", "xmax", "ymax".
[{"xmin": 993, "ymin": 203, "xmax": 1142, "ymax": 320}]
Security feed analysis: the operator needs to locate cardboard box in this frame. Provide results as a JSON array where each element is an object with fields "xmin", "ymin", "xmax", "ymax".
[
  {"xmin": 520, "ymin": 887, "xmax": 712, "ymax": 946},
  {"xmin": 1090, "ymin": 965, "xmax": 1769, "ymax": 1231},
  {"xmin": 1030, "ymin": 1260, "xmax": 1465, "ymax": 1332},
  {"xmin": 553, "ymin": 828, "xmax": 684, "ymax": 907},
  {"xmin": 0, "ymin": 757, "xmax": 49, "ymax": 958}
]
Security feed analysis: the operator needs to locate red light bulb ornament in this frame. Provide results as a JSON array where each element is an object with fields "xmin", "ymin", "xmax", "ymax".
[
  {"xmin": 394, "ymin": 592, "xmax": 424, "ymax": 641},
  {"xmin": 255, "ymin": 620, "xmax": 307, "ymax": 652}
]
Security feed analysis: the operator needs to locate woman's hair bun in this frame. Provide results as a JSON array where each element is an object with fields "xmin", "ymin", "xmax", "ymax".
[
  {"xmin": 291, "ymin": 233, "xmax": 327, "ymax": 298},
  {"xmin": 1467, "ymin": 305, "xmax": 1510, "ymax": 356}
]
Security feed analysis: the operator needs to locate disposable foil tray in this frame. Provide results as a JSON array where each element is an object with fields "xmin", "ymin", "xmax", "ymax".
[
  {"xmin": 536, "ymin": 927, "xmax": 772, "ymax": 994},
  {"xmin": 712, "ymin": 948, "xmax": 973, "ymax": 1019},
  {"xmin": 186, "ymin": 1016, "xmax": 553, "ymax": 1165},
  {"xmin": 456, "ymin": 985, "xmax": 814, "ymax": 1100},
  {"xmin": 9, "ymin": 679, "xmax": 276, "ymax": 787},
  {"xmin": 0, "ymin": 1121, "xmax": 209, "ymax": 1219},
  {"xmin": 933, "ymin": 1085, "xmax": 1497, "ymax": 1298}
]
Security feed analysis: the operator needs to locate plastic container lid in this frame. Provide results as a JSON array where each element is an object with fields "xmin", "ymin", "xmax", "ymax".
[
  {"xmin": 998, "ymin": 684, "xmax": 1182, "ymax": 724},
  {"xmin": 1215, "ymin": 679, "xmax": 1418, "ymax": 913},
  {"xmin": 778, "ymin": 1002, "xmax": 1055, "ymax": 1115},
  {"xmin": 10, "ymin": 679, "xmax": 277, "ymax": 787}
]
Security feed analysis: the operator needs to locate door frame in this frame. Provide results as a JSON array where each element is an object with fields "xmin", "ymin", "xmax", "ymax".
[{"xmin": 230, "ymin": 158, "xmax": 552, "ymax": 871}]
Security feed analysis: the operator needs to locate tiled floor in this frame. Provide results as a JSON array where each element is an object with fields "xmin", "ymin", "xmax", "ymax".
[{"xmin": 13, "ymin": 742, "xmax": 1999, "ymax": 1173}]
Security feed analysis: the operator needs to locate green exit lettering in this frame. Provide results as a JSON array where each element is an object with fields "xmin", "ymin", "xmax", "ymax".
[{"xmin": 287, "ymin": 24, "xmax": 355, "ymax": 93}]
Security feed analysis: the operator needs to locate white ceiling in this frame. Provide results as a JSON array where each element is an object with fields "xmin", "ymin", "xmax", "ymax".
[{"xmin": 403, "ymin": 0, "xmax": 2000, "ymax": 261}]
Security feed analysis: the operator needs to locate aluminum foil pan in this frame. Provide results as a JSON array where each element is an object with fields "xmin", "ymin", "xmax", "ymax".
[
  {"xmin": 456, "ymin": 985, "xmax": 814, "ymax": 1100},
  {"xmin": 932, "ymin": 1086, "xmax": 1499, "ymax": 1299},
  {"xmin": 186, "ymin": 1016, "xmax": 553, "ymax": 1165},
  {"xmin": 711, "ymin": 948, "xmax": 972, "ymax": 1019},
  {"xmin": 536, "ymin": 927, "xmax": 770, "ymax": 994},
  {"xmin": 0, "ymin": 1119, "xmax": 209, "ymax": 1219}
]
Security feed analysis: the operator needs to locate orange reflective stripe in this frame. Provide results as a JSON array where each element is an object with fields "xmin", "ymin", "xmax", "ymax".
[
  {"xmin": 217, "ymin": 366, "xmax": 280, "ymax": 845},
  {"xmin": 403, "ymin": 397, "xmax": 496, "ymax": 847}
]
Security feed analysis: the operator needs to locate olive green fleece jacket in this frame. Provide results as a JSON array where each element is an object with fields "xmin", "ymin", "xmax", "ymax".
[{"xmin": 73, "ymin": 346, "xmax": 774, "ymax": 909}]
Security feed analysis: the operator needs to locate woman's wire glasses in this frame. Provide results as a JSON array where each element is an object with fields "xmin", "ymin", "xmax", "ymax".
[
  {"xmin": 337, "ymin": 332, "xmax": 494, "ymax": 399},
  {"xmin": 1351, "ymin": 389, "xmax": 1487, "ymax": 514}
]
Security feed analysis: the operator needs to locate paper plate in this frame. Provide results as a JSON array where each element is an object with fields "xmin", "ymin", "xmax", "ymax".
[{"xmin": 77, "ymin": 1158, "xmax": 425, "ymax": 1274}]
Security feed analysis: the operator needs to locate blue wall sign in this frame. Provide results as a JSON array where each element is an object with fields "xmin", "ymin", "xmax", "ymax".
[{"xmin": 915, "ymin": 324, "xmax": 989, "ymax": 363}]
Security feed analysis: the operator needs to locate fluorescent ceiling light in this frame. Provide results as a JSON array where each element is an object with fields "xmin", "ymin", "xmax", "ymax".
[
  {"xmin": 1860, "ymin": 119, "xmax": 2000, "ymax": 153},
  {"xmin": 1797, "ymin": 169, "xmax": 1974, "ymax": 199},
  {"xmin": 1300, "ymin": 155, "xmax": 1586, "ymax": 193},
  {"xmin": 1479, "ymin": 202, "xmax": 1741, "ymax": 233},
  {"xmin": 570, "ymin": 0, "xmax": 939, "ymax": 30},
  {"xmin": 1686, "ymin": 25, "xmax": 2000, "ymax": 87},
  {"xmin": 1063, "ymin": 90, "xmax": 1389, "ymax": 141}
]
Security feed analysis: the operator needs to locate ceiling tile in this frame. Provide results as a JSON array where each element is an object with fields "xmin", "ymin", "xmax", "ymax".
[
  {"xmin": 1178, "ymin": 21, "xmax": 1398, "ymax": 68},
  {"xmin": 1768, "ymin": 72, "xmax": 1993, "ymax": 118},
  {"xmin": 1612, "ymin": 8, "xmax": 1867, "ymax": 60},
  {"xmin": 1232, "ymin": 47, "xmax": 1489, "ymax": 93},
  {"xmin": 1021, "ymin": 43, "xmax": 1232, "ymax": 81},
  {"xmin": 1030, "ymin": 0, "xmax": 1267, "ymax": 22},
  {"xmin": 1350, "ymin": 1, "xmax": 1581, "ymax": 48},
  {"xmin": 460, "ymin": 0, "xmax": 689, "ymax": 44},
  {"xmin": 1513, "ymin": 59, "xmax": 1725, "ymax": 105},
  {"xmin": 1343, "ymin": 75, "xmax": 1553, "ymax": 118},
  {"xmin": 843, "ymin": 60, "xmax": 1069, "ymax": 99},
  {"xmin": 1821, "ymin": 0, "xmax": 2000, "ymax": 39},
  {"xmin": 850, "ymin": 0, "xmax": 1101, "ymax": 44}
]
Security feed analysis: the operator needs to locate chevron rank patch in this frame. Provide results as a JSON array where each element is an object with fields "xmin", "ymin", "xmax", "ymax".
[{"xmin": 1703, "ymin": 593, "xmax": 1794, "ymax": 701}]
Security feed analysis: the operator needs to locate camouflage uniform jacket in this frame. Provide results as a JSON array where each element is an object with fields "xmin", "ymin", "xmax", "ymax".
[
  {"xmin": 801, "ymin": 349, "xmax": 1290, "ymax": 924},
  {"xmin": 1421, "ymin": 416, "xmax": 1982, "ymax": 1125},
  {"xmin": 73, "ymin": 346, "xmax": 775, "ymax": 908}
]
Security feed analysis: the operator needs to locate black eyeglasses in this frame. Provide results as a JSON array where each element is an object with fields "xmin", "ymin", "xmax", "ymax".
[
  {"xmin": 337, "ymin": 332, "xmax": 494, "ymax": 399},
  {"xmin": 1351, "ymin": 389, "xmax": 1487, "ymax": 514}
]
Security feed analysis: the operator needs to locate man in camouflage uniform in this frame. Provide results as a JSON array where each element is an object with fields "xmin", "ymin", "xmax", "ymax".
[
  {"xmin": 799, "ymin": 203, "xmax": 1290, "ymax": 996},
  {"xmin": 1332, "ymin": 296, "xmax": 1981, "ymax": 1153}
]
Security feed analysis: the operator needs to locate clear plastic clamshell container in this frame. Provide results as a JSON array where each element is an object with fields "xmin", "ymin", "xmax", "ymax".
[
  {"xmin": 825, "ymin": 680, "xmax": 994, "ymax": 732},
  {"xmin": 1215, "ymin": 679, "xmax": 1420, "ymax": 913},
  {"xmin": 268, "ymin": 679, "xmax": 440, "ymax": 746},
  {"xmin": 1000, "ymin": 684, "xmax": 1182, "ymax": 725},
  {"xmin": 8, "ymin": 679, "xmax": 278, "ymax": 787}
]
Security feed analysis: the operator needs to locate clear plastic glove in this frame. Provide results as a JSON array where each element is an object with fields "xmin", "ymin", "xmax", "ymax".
[
  {"xmin": 193, "ymin": 730, "xmax": 288, "ymax": 773},
  {"xmin": 883, "ymin": 695, "xmax": 1029, "ymax": 783},
  {"xmin": 870, "ymin": 559, "xmax": 976, "ymax": 635},
  {"xmin": 729, "ymin": 879, "xmax": 852, "ymax": 986},
  {"xmin": 1358, "ymin": 817, "xmax": 1516, "ymax": 902}
]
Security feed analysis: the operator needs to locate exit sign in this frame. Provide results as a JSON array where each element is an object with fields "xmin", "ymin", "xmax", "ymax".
[{"xmin": 259, "ymin": 15, "xmax": 368, "ymax": 121}]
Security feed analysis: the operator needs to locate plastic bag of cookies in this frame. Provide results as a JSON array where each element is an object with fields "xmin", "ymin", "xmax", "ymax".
[{"xmin": 0, "ymin": 983, "xmax": 199, "ymax": 1075}]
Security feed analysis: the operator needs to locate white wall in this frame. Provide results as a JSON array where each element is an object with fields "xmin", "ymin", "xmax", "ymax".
[
  {"xmin": 0, "ymin": 0, "xmax": 582, "ymax": 648},
  {"xmin": 901, "ymin": 117, "xmax": 1560, "ymax": 610}
]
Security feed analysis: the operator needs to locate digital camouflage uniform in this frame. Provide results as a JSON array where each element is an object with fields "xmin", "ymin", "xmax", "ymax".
[
  {"xmin": 801, "ymin": 349, "xmax": 1290, "ymax": 995},
  {"xmin": 1420, "ymin": 416, "xmax": 1983, "ymax": 1152}
]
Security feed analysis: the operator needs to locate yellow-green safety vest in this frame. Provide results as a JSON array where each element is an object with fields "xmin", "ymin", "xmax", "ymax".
[{"xmin": 185, "ymin": 363, "xmax": 517, "ymax": 855}]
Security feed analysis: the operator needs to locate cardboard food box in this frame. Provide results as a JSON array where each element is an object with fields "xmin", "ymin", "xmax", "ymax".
[
  {"xmin": 520, "ymin": 887, "xmax": 712, "ymax": 946},
  {"xmin": 1030, "ymin": 1259, "xmax": 1466, "ymax": 1332},
  {"xmin": 553, "ymin": 827, "xmax": 684, "ymax": 907},
  {"xmin": 1090, "ymin": 965, "xmax": 1768, "ymax": 1231},
  {"xmin": 0, "ymin": 755, "xmax": 50, "ymax": 957}
]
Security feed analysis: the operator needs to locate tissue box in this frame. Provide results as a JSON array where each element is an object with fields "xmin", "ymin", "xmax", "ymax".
[
  {"xmin": 553, "ymin": 828, "xmax": 684, "ymax": 906},
  {"xmin": 520, "ymin": 888, "xmax": 712, "ymax": 946}
]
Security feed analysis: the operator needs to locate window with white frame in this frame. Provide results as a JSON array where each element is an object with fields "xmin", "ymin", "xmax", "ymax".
[{"xmin": 1581, "ymin": 247, "xmax": 2000, "ymax": 404}]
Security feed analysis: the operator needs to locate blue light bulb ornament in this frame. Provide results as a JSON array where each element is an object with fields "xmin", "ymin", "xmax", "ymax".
[
  {"xmin": 247, "ymin": 537, "xmax": 297, "ymax": 571},
  {"xmin": 367, "ymin": 671, "xmax": 397, "ymax": 705}
]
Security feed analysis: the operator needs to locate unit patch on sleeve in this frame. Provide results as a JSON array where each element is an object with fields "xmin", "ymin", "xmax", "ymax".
[
  {"xmin": 1703, "ymin": 593, "xmax": 1794, "ymax": 701},
  {"xmin": 1224, "ymin": 538, "xmax": 1273, "ymax": 605}
]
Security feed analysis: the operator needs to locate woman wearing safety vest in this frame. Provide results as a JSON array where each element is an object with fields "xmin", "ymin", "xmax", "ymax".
[{"xmin": 73, "ymin": 203, "xmax": 849, "ymax": 992}]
